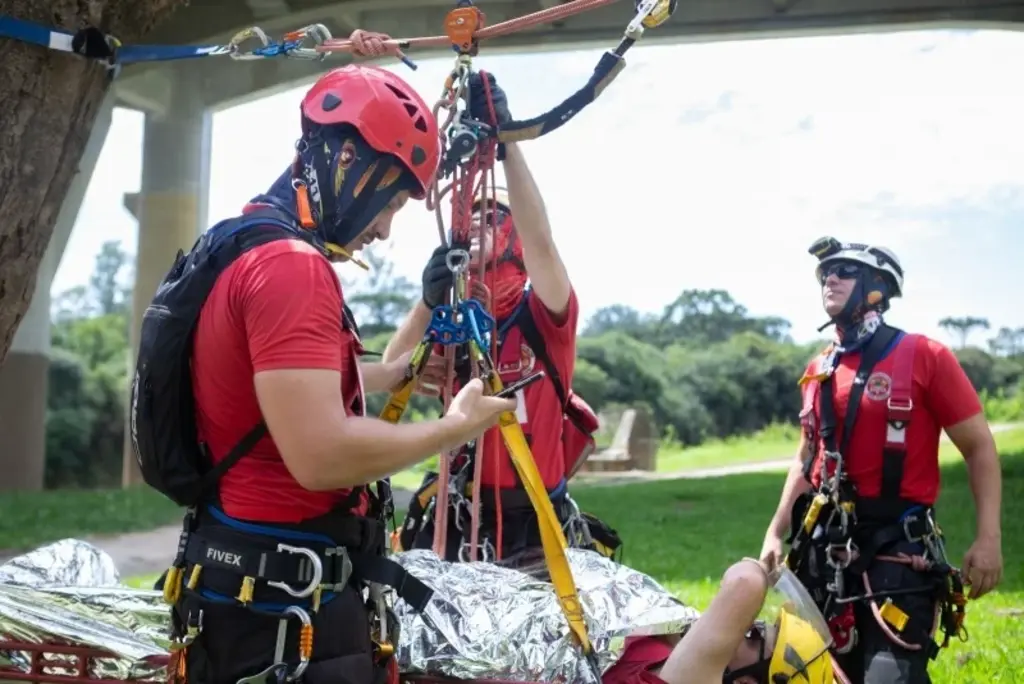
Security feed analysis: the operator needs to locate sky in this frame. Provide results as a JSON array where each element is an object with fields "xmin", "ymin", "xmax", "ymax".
[{"xmin": 54, "ymin": 27, "xmax": 1024, "ymax": 346}]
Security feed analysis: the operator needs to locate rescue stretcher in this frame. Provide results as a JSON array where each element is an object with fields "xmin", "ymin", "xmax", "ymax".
[{"xmin": 0, "ymin": 540, "xmax": 696, "ymax": 684}]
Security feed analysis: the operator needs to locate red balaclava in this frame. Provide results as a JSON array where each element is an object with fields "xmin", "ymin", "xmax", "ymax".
[{"xmin": 471, "ymin": 212, "xmax": 528, "ymax": 320}]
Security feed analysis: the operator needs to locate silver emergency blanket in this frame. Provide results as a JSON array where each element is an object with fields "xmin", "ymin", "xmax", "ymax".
[
  {"xmin": 0, "ymin": 539, "xmax": 170, "ymax": 681},
  {"xmin": 0, "ymin": 540, "xmax": 699, "ymax": 683},
  {"xmin": 393, "ymin": 548, "xmax": 699, "ymax": 683}
]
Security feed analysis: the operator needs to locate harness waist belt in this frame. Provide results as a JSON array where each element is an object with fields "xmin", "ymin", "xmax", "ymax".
[
  {"xmin": 477, "ymin": 479, "xmax": 568, "ymax": 512},
  {"xmin": 184, "ymin": 524, "xmax": 433, "ymax": 611}
]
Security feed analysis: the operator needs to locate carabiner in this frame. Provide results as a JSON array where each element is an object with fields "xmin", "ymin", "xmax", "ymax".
[
  {"xmin": 446, "ymin": 247, "xmax": 471, "ymax": 274},
  {"xmin": 280, "ymin": 24, "xmax": 333, "ymax": 60},
  {"xmin": 267, "ymin": 544, "xmax": 323, "ymax": 598},
  {"xmin": 283, "ymin": 605, "xmax": 313, "ymax": 681},
  {"xmin": 227, "ymin": 26, "xmax": 272, "ymax": 60}
]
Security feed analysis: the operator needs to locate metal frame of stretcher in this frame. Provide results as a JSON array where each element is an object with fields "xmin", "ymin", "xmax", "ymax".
[
  {"xmin": 0, "ymin": 639, "xmax": 166, "ymax": 684},
  {"xmin": 0, "ymin": 638, "xmax": 548, "ymax": 684}
]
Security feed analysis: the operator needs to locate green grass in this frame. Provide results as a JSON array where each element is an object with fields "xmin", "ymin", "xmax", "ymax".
[
  {"xmin": 119, "ymin": 430, "xmax": 1023, "ymax": 683},
  {"xmin": 0, "ymin": 485, "xmax": 180, "ymax": 552},
  {"xmin": 123, "ymin": 574, "xmax": 161, "ymax": 590},
  {"xmin": 570, "ymin": 427, "xmax": 1024, "ymax": 684},
  {"xmin": 388, "ymin": 423, "xmax": 805, "ymax": 491},
  {"xmin": 653, "ymin": 423, "xmax": 801, "ymax": 473}
]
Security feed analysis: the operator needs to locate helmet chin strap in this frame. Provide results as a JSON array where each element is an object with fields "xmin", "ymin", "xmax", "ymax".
[{"xmin": 817, "ymin": 269, "xmax": 889, "ymax": 353}]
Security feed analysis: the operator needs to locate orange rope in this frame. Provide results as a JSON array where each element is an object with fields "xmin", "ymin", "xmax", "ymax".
[{"xmin": 318, "ymin": 0, "xmax": 619, "ymax": 57}]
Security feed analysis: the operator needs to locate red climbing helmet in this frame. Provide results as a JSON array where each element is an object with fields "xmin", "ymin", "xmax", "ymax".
[{"xmin": 300, "ymin": 65, "xmax": 440, "ymax": 199}]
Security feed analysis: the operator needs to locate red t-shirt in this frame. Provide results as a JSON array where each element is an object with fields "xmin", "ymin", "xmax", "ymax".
[
  {"xmin": 191, "ymin": 229, "xmax": 367, "ymax": 523},
  {"xmin": 601, "ymin": 636, "xmax": 673, "ymax": 684},
  {"xmin": 805, "ymin": 333, "xmax": 981, "ymax": 505},
  {"xmin": 480, "ymin": 288, "xmax": 580, "ymax": 489}
]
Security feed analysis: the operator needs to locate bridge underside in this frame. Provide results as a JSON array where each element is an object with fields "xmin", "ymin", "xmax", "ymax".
[{"xmin": 116, "ymin": 0, "xmax": 1024, "ymax": 112}]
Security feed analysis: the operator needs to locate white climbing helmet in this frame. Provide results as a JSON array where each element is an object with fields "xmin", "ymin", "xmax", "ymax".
[
  {"xmin": 810, "ymin": 237, "xmax": 904, "ymax": 297},
  {"xmin": 471, "ymin": 186, "xmax": 511, "ymax": 214}
]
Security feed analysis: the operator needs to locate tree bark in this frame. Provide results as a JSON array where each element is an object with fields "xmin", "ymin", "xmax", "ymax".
[{"xmin": 0, "ymin": 0, "xmax": 187, "ymax": 366}]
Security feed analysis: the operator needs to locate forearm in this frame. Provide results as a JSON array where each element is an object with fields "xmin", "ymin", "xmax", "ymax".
[
  {"xmin": 768, "ymin": 458, "xmax": 812, "ymax": 537},
  {"xmin": 658, "ymin": 562, "xmax": 769, "ymax": 684},
  {"xmin": 299, "ymin": 415, "xmax": 467, "ymax": 491},
  {"xmin": 502, "ymin": 143, "xmax": 551, "ymax": 245},
  {"xmin": 965, "ymin": 444, "xmax": 1002, "ymax": 539},
  {"xmin": 382, "ymin": 302, "xmax": 433, "ymax": 364},
  {"xmin": 358, "ymin": 360, "xmax": 395, "ymax": 394}
]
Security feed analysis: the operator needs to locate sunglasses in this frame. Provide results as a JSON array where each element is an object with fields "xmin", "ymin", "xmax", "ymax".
[{"xmin": 818, "ymin": 261, "xmax": 862, "ymax": 285}]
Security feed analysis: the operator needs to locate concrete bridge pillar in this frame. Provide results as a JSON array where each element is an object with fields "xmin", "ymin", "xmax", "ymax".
[
  {"xmin": 0, "ymin": 94, "xmax": 116, "ymax": 492},
  {"xmin": 122, "ymin": 63, "xmax": 212, "ymax": 486}
]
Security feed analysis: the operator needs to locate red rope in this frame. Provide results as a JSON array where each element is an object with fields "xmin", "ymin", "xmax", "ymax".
[{"xmin": 478, "ymin": 70, "xmax": 504, "ymax": 562}]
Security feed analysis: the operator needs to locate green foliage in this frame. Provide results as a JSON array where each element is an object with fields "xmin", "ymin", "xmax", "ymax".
[
  {"xmin": 45, "ymin": 241, "xmax": 133, "ymax": 489},
  {"xmin": 44, "ymin": 242, "xmax": 1024, "ymax": 490}
]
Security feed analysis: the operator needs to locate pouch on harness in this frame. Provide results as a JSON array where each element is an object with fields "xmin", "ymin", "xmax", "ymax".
[
  {"xmin": 130, "ymin": 207, "xmax": 432, "ymax": 682},
  {"xmin": 786, "ymin": 325, "xmax": 967, "ymax": 660}
]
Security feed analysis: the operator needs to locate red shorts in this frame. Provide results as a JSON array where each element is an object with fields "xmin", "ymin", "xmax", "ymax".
[{"xmin": 601, "ymin": 636, "xmax": 674, "ymax": 684}]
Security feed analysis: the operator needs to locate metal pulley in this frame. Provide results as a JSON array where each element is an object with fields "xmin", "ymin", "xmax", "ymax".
[{"xmin": 440, "ymin": 121, "xmax": 481, "ymax": 177}]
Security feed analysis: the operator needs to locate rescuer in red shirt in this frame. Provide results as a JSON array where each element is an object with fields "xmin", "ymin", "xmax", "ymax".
[
  {"xmin": 139, "ymin": 64, "xmax": 516, "ymax": 684},
  {"xmin": 757, "ymin": 237, "xmax": 1003, "ymax": 684},
  {"xmin": 382, "ymin": 71, "xmax": 606, "ymax": 566}
]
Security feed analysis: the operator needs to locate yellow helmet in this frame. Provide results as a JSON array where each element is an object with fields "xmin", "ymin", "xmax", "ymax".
[
  {"xmin": 768, "ymin": 569, "xmax": 833, "ymax": 682},
  {"xmin": 769, "ymin": 609, "xmax": 834, "ymax": 683},
  {"xmin": 471, "ymin": 186, "xmax": 510, "ymax": 214}
]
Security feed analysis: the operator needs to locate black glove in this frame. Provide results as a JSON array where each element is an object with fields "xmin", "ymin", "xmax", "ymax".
[
  {"xmin": 468, "ymin": 71, "xmax": 512, "ymax": 127},
  {"xmin": 422, "ymin": 245, "xmax": 455, "ymax": 309}
]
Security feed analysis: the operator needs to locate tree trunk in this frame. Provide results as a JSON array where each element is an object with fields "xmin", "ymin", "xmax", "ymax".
[{"xmin": 0, "ymin": 0, "xmax": 186, "ymax": 366}]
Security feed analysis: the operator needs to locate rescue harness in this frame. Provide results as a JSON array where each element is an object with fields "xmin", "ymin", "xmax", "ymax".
[
  {"xmin": 135, "ymin": 208, "xmax": 432, "ymax": 684},
  {"xmin": 393, "ymin": 289, "xmax": 621, "ymax": 566},
  {"xmin": 785, "ymin": 324, "xmax": 968, "ymax": 660}
]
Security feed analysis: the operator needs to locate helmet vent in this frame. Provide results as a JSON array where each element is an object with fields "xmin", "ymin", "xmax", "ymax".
[
  {"xmin": 412, "ymin": 115, "xmax": 428, "ymax": 133},
  {"xmin": 321, "ymin": 93, "xmax": 342, "ymax": 111},
  {"xmin": 386, "ymin": 83, "xmax": 411, "ymax": 101}
]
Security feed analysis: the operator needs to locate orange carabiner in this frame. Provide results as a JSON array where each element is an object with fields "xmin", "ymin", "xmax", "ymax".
[{"xmin": 444, "ymin": 4, "xmax": 485, "ymax": 53}]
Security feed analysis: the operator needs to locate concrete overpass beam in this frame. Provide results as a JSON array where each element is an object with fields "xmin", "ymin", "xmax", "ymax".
[
  {"xmin": 122, "ymin": 62, "xmax": 213, "ymax": 487},
  {"xmin": 0, "ymin": 92, "xmax": 117, "ymax": 492}
]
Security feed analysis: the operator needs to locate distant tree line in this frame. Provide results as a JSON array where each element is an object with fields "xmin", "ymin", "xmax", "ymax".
[{"xmin": 43, "ymin": 241, "xmax": 1024, "ymax": 488}]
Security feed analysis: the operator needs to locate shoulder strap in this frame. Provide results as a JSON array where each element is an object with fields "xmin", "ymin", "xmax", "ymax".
[
  {"xmin": 193, "ymin": 209, "xmax": 310, "ymax": 499},
  {"xmin": 513, "ymin": 291, "xmax": 568, "ymax": 408},
  {"xmin": 880, "ymin": 333, "xmax": 919, "ymax": 502},
  {"xmin": 818, "ymin": 325, "xmax": 903, "ymax": 472}
]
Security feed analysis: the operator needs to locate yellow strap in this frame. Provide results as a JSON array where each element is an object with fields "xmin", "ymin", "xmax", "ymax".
[
  {"xmin": 380, "ymin": 340, "xmax": 433, "ymax": 424},
  {"xmin": 483, "ymin": 370, "xmax": 592, "ymax": 655},
  {"xmin": 380, "ymin": 379, "xmax": 416, "ymax": 424},
  {"xmin": 495, "ymin": 414, "xmax": 592, "ymax": 653},
  {"xmin": 378, "ymin": 336, "xmax": 593, "ymax": 654}
]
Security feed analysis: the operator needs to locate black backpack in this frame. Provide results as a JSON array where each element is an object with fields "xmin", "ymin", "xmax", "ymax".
[{"xmin": 130, "ymin": 207, "xmax": 310, "ymax": 507}]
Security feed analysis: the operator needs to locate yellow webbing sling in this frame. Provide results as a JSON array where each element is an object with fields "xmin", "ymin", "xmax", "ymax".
[{"xmin": 379, "ymin": 336, "xmax": 593, "ymax": 655}]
